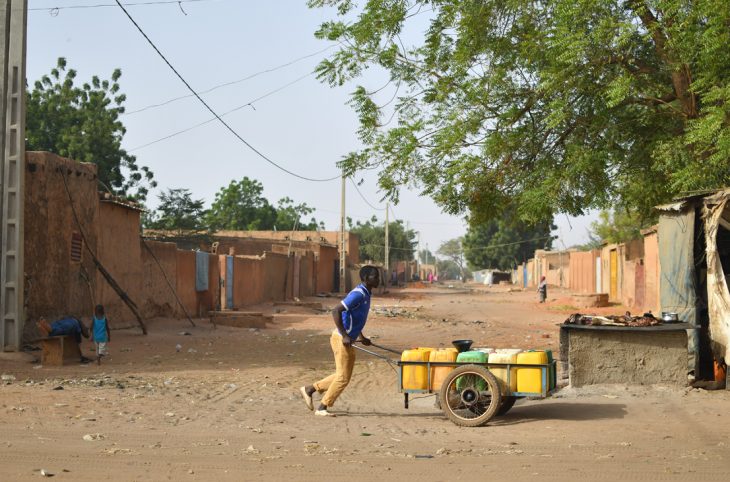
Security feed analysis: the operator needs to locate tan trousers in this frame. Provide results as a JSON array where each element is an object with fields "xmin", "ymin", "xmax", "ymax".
[{"xmin": 314, "ymin": 331, "xmax": 356, "ymax": 407}]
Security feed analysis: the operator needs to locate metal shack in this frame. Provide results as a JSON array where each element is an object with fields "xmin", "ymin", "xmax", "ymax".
[{"xmin": 656, "ymin": 189, "xmax": 730, "ymax": 381}]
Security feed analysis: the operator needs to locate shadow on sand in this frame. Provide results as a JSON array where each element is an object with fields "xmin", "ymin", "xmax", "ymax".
[{"xmin": 342, "ymin": 401, "xmax": 627, "ymax": 426}]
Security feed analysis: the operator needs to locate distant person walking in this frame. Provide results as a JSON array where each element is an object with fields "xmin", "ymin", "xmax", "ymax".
[
  {"xmin": 300, "ymin": 265, "xmax": 380, "ymax": 417},
  {"xmin": 91, "ymin": 304, "xmax": 111, "ymax": 365},
  {"xmin": 538, "ymin": 276, "xmax": 547, "ymax": 303}
]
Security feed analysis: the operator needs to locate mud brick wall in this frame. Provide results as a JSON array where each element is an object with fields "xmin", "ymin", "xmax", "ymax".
[
  {"xmin": 24, "ymin": 152, "xmax": 100, "ymax": 338},
  {"xmin": 568, "ymin": 330, "xmax": 689, "ymax": 387},
  {"xmin": 96, "ymin": 202, "xmax": 143, "ymax": 328},
  {"xmin": 140, "ymin": 240, "xmax": 178, "ymax": 318}
]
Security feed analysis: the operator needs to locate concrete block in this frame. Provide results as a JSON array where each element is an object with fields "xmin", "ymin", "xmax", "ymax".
[
  {"xmin": 568, "ymin": 330, "xmax": 688, "ymax": 387},
  {"xmin": 571, "ymin": 293, "xmax": 609, "ymax": 308},
  {"xmin": 41, "ymin": 336, "xmax": 81, "ymax": 366},
  {"xmin": 208, "ymin": 311, "xmax": 272, "ymax": 329}
]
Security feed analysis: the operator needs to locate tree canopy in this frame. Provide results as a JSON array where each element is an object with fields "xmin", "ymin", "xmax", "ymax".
[
  {"xmin": 588, "ymin": 208, "xmax": 651, "ymax": 245},
  {"xmin": 349, "ymin": 216, "xmax": 417, "ymax": 266},
  {"xmin": 437, "ymin": 237, "xmax": 466, "ymax": 280},
  {"xmin": 26, "ymin": 58, "xmax": 156, "ymax": 199},
  {"xmin": 308, "ymin": 0, "xmax": 730, "ymax": 223},
  {"xmin": 146, "ymin": 188, "xmax": 208, "ymax": 233},
  {"xmin": 202, "ymin": 177, "xmax": 323, "ymax": 232},
  {"xmin": 463, "ymin": 217, "xmax": 554, "ymax": 270},
  {"xmin": 275, "ymin": 197, "xmax": 324, "ymax": 231},
  {"xmin": 206, "ymin": 177, "xmax": 278, "ymax": 231}
]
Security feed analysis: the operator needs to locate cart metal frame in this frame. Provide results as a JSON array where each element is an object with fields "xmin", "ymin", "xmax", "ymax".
[{"xmin": 397, "ymin": 360, "xmax": 558, "ymax": 409}]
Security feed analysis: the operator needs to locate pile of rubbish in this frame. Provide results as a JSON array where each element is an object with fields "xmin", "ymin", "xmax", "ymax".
[
  {"xmin": 372, "ymin": 306, "xmax": 422, "ymax": 319},
  {"xmin": 564, "ymin": 312, "xmax": 662, "ymax": 327}
]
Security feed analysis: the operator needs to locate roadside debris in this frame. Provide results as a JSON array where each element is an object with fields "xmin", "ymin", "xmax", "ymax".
[
  {"xmin": 564, "ymin": 312, "xmax": 662, "ymax": 327},
  {"xmin": 372, "ymin": 306, "xmax": 423, "ymax": 319}
]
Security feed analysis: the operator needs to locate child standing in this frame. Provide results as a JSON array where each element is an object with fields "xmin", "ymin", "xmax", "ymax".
[{"xmin": 91, "ymin": 305, "xmax": 111, "ymax": 365}]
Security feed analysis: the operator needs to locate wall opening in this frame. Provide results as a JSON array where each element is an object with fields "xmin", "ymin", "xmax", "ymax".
[{"xmin": 70, "ymin": 232, "xmax": 83, "ymax": 263}]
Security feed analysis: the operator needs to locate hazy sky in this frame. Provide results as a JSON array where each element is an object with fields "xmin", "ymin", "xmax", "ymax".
[{"xmin": 26, "ymin": 0, "xmax": 595, "ymax": 252}]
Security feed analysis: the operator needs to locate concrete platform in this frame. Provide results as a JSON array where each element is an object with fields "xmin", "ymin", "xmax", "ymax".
[
  {"xmin": 561, "ymin": 324, "xmax": 692, "ymax": 387},
  {"xmin": 571, "ymin": 293, "xmax": 609, "ymax": 308},
  {"xmin": 208, "ymin": 311, "xmax": 273, "ymax": 329}
]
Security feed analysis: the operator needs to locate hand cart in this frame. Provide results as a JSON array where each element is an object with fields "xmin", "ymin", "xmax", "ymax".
[{"xmin": 355, "ymin": 342, "xmax": 558, "ymax": 427}]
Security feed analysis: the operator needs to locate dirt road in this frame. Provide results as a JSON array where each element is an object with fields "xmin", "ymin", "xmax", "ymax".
[{"xmin": 2, "ymin": 285, "xmax": 729, "ymax": 481}]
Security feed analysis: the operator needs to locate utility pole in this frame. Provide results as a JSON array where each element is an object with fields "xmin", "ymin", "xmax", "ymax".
[
  {"xmin": 338, "ymin": 171, "xmax": 346, "ymax": 293},
  {"xmin": 384, "ymin": 202, "xmax": 389, "ymax": 286},
  {"xmin": 416, "ymin": 231, "xmax": 421, "ymax": 279},
  {"xmin": 0, "ymin": 0, "xmax": 27, "ymax": 352}
]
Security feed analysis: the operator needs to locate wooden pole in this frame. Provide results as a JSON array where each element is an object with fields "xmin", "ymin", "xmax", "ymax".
[
  {"xmin": 141, "ymin": 238, "xmax": 197, "ymax": 328},
  {"xmin": 60, "ymin": 169, "xmax": 147, "ymax": 334}
]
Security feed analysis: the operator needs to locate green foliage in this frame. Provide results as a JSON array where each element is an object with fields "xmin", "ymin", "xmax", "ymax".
[
  {"xmin": 418, "ymin": 248, "xmax": 435, "ymax": 264},
  {"xmin": 309, "ymin": 0, "xmax": 730, "ymax": 222},
  {"xmin": 589, "ymin": 208, "xmax": 652, "ymax": 244},
  {"xmin": 26, "ymin": 58, "xmax": 155, "ymax": 199},
  {"xmin": 464, "ymin": 217, "xmax": 554, "ymax": 271},
  {"xmin": 275, "ymin": 197, "xmax": 323, "ymax": 231},
  {"xmin": 205, "ymin": 177, "xmax": 324, "ymax": 232},
  {"xmin": 145, "ymin": 188, "xmax": 208, "ymax": 232},
  {"xmin": 437, "ymin": 237, "xmax": 465, "ymax": 279},
  {"xmin": 436, "ymin": 259, "xmax": 470, "ymax": 281},
  {"xmin": 349, "ymin": 216, "xmax": 417, "ymax": 265},
  {"xmin": 206, "ymin": 177, "xmax": 277, "ymax": 231}
]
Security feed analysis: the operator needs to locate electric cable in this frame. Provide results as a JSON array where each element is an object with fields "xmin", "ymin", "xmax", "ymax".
[
  {"xmin": 360, "ymin": 235, "xmax": 553, "ymax": 252},
  {"xmin": 124, "ymin": 44, "xmax": 337, "ymax": 115},
  {"xmin": 128, "ymin": 71, "xmax": 314, "ymax": 152},
  {"xmin": 31, "ymin": 0, "xmax": 219, "ymax": 11},
  {"xmin": 349, "ymin": 178, "xmax": 387, "ymax": 211},
  {"xmin": 114, "ymin": 0, "xmax": 340, "ymax": 182}
]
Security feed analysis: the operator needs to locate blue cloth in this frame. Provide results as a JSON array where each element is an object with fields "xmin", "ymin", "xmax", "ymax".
[
  {"xmin": 195, "ymin": 251, "xmax": 209, "ymax": 292},
  {"xmin": 92, "ymin": 316, "xmax": 109, "ymax": 342},
  {"xmin": 50, "ymin": 317, "xmax": 82, "ymax": 343},
  {"xmin": 338, "ymin": 283, "xmax": 372, "ymax": 340},
  {"xmin": 226, "ymin": 256, "xmax": 234, "ymax": 309}
]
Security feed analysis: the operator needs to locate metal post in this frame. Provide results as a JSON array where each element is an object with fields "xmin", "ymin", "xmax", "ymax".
[
  {"xmin": 384, "ymin": 202, "xmax": 389, "ymax": 285},
  {"xmin": 339, "ymin": 172, "xmax": 346, "ymax": 293},
  {"xmin": 0, "ymin": 0, "xmax": 26, "ymax": 351}
]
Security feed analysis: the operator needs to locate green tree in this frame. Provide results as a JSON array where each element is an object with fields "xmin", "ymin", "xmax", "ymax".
[
  {"xmin": 26, "ymin": 58, "xmax": 155, "ymax": 199},
  {"xmin": 308, "ymin": 0, "xmax": 730, "ymax": 223},
  {"xmin": 418, "ymin": 248, "xmax": 435, "ymax": 265},
  {"xmin": 146, "ymin": 188, "xmax": 208, "ymax": 232},
  {"xmin": 436, "ymin": 259, "xmax": 464, "ymax": 280},
  {"xmin": 275, "ymin": 197, "xmax": 324, "ymax": 231},
  {"xmin": 206, "ymin": 177, "xmax": 277, "ymax": 231},
  {"xmin": 463, "ymin": 218, "xmax": 554, "ymax": 271},
  {"xmin": 437, "ymin": 237, "xmax": 466, "ymax": 281},
  {"xmin": 589, "ymin": 209, "xmax": 651, "ymax": 244},
  {"xmin": 349, "ymin": 216, "xmax": 417, "ymax": 266}
]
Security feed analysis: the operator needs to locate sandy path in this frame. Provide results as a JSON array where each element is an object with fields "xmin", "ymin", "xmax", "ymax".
[{"xmin": 2, "ymin": 285, "xmax": 729, "ymax": 481}]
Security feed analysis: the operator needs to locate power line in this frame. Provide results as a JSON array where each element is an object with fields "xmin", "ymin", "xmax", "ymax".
[
  {"xmin": 128, "ymin": 71, "xmax": 314, "ymax": 152},
  {"xmin": 113, "ymin": 0, "xmax": 340, "ymax": 183},
  {"xmin": 349, "ymin": 178, "xmax": 386, "ymax": 211},
  {"xmin": 124, "ymin": 44, "xmax": 337, "ymax": 116},
  {"xmin": 361, "ymin": 235, "xmax": 553, "ymax": 253},
  {"xmin": 30, "ymin": 0, "xmax": 218, "ymax": 11}
]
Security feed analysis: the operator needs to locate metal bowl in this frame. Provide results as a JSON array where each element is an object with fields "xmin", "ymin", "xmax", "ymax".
[
  {"xmin": 662, "ymin": 312, "xmax": 679, "ymax": 323},
  {"xmin": 452, "ymin": 339, "xmax": 474, "ymax": 352}
]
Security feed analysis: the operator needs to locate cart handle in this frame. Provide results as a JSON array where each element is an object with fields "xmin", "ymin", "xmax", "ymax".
[{"xmin": 352, "ymin": 344, "xmax": 394, "ymax": 361}]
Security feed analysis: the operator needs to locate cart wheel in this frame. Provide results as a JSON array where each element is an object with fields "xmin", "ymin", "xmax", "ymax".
[
  {"xmin": 438, "ymin": 364, "xmax": 501, "ymax": 427},
  {"xmin": 497, "ymin": 396, "xmax": 517, "ymax": 416}
]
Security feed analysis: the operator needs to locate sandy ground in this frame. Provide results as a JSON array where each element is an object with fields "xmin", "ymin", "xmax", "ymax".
[{"xmin": 2, "ymin": 285, "xmax": 730, "ymax": 481}]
